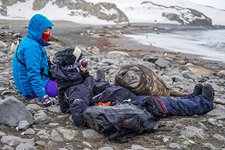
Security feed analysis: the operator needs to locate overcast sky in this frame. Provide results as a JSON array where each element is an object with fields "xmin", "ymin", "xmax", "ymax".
[{"xmin": 188, "ymin": 0, "xmax": 225, "ymax": 10}]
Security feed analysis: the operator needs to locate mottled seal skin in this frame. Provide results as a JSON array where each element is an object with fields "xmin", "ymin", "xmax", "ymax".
[{"xmin": 115, "ymin": 64, "xmax": 185, "ymax": 97}]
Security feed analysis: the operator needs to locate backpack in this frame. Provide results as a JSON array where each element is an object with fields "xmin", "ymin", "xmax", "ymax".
[
  {"xmin": 83, "ymin": 103, "xmax": 159, "ymax": 143},
  {"xmin": 91, "ymin": 85, "xmax": 142, "ymax": 106}
]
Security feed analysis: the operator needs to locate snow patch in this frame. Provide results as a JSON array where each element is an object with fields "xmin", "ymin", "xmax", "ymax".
[{"xmin": 100, "ymin": 5, "xmax": 118, "ymax": 15}]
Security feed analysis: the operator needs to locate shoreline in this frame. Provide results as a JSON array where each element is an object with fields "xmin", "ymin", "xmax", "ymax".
[{"xmin": 1, "ymin": 20, "xmax": 224, "ymax": 70}]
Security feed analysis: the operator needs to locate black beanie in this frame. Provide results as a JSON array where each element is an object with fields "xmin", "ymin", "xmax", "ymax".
[{"xmin": 52, "ymin": 47, "xmax": 82, "ymax": 66}]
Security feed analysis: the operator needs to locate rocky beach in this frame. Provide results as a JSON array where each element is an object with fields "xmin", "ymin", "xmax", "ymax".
[{"xmin": 1, "ymin": 20, "xmax": 225, "ymax": 150}]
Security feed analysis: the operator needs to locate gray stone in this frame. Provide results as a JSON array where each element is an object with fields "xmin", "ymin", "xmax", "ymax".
[
  {"xmin": 22, "ymin": 128, "xmax": 35, "ymax": 135},
  {"xmin": 143, "ymin": 56, "xmax": 158, "ymax": 63},
  {"xmin": 155, "ymin": 58, "xmax": 170, "ymax": 68},
  {"xmin": 1, "ymin": 145, "xmax": 13, "ymax": 150},
  {"xmin": 82, "ymin": 129, "xmax": 103, "ymax": 139},
  {"xmin": 0, "ymin": 131, "xmax": 6, "ymax": 137},
  {"xmin": 215, "ymin": 114, "xmax": 225, "ymax": 120},
  {"xmin": 98, "ymin": 147, "xmax": 114, "ymax": 150},
  {"xmin": 0, "ymin": 96, "xmax": 34, "ymax": 127},
  {"xmin": 26, "ymin": 104, "xmax": 42, "ymax": 111},
  {"xmin": 16, "ymin": 143, "xmax": 36, "ymax": 150},
  {"xmin": 0, "ymin": 41, "xmax": 7, "ymax": 48},
  {"xmin": 101, "ymin": 59, "xmax": 120, "ymax": 65},
  {"xmin": 87, "ymin": 46, "xmax": 100, "ymax": 54},
  {"xmin": 207, "ymin": 118, "xmax": 218, "ymax": 126},
  {"xmin": 59, "ymin": 148, "xmax": 68, "ymax": 150},
  {"xmin": 217, "ymin": 70, "xmax": 225, "ymax": 78},
  {"xmin": 171, "ymin": 75, "xmax": 184, "ymax": 82},
  {"xmin": 51, "ymin": 129, "xmax": 64, "ymax": 142},
  {"xmin": 57, "ymin": 127, "xmax": 77, "ymax": 141},
  {"xmin": 34, "ymin": 110, "xmax": 49, "ymax": 124},
  {"xmin": 17, "ymin": 120, "xmax": 30, "ymax": 131},
  {"xmin": 213, "ymin": 134, "xmax": 225, "ymax": 142},
  {"xmin": 83, "ymin": 141, "xmax": 92, "ymax": 148},
  {"xmin": 161, "ymin": 75, "xmax": 173, "ymax": 85},
  {"xmin": 207, "ymin": 105, "xmax": 225, "ymax": 116},
  {"xmin": 57, "ymin": 114, "xmax": 70, "ymax": 118},
  {"xmin": 1, "ymin": 136, "xmax": 34, "ymax": 146},
  {"xmin": 49, "ymin": 123, "xmax": 59, "ymax": 127},
  {"xmin": 0, "ymin": 75, "xmax": 9, "ymax": 86},
  {"xmin": 181, "ymin": 71, "xmax": 192, "ymax": 79},
  {"xmin": 180, "ymin": 126, "xmax": 205, "ymax": 139},
  {"xmin": 169, "ymin": 143, "xmax": 182, "ymax": 149},
  {"xmin": 131, "ymin": 144, "xmax": 148, "ymax": 150},
  {"xmin": 198, "ymin": 122, "xmax": 208, "ymax": 131},
  {"xmin": 106, "ymin": 51, "xmax": 129, "ymax": 58},
  {"xmin": 214, "ymin": 97, "xmax": 225, "ymax": 105},
  {"xmin": 163, "ymin": 136, "xmax": 172, "ymax": 143},
  {"xmin": 35, "ymin": 141, "xmax": 45, "ymax": 146},
  {"xmin": 200, "ymin": 143, "xmax": 216, "ymax": 150},
  {"xmin": 47, "ymin": 105, "xmax": 61, "ymax": 113},
  {"xmin": 36, "ymin": 130, "xmax": 49, "ymax": 139}
]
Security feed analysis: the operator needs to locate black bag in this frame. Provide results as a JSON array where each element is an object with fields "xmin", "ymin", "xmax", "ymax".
[
  {"xmin": 91, "ymin": 85, "xmax": 139, "ymax": 105},
  {"xmin": 83, "ymin": 103, "xmax": 159, "ymax": 143}
]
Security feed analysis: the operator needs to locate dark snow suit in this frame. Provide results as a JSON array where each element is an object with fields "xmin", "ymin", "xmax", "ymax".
[
  {"xmin": 50, "ymin": 64, "xmax": 94, "ymax": 126},
  {"xmin": 161, "ymin": 94, "xmax": 213, "ymax": 116},
  {"xmin": 50, "ymin": 63, "xmax": 213, "ymax": 126}
]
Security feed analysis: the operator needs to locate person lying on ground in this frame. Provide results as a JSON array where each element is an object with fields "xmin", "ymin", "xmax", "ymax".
[{"xmin": 49, "ymin": 48, "xmax": 214, "ymax": 127}]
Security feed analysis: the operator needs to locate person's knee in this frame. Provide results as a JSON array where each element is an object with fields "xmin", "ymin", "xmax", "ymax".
[{"xmin": 70, "ymin": 98, "xmax": 89, "ymax": 126}]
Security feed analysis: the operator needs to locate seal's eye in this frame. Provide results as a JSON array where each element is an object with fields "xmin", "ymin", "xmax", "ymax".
[{"xmin": 119, "ymin": 70, "xmax": 127, "ymax": 77}]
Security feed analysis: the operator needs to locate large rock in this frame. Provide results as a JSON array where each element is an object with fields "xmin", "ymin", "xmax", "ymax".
[
  {"xmin": 162, "ymin": 7, "xmax": 212, "ymax": 26},
  {"xmin": 54, "ymin": 0, "xmax": 129, "ymax": 24},
  {"xmin": 33, "ymin": 0, "xmax": 47, "ymax": 10},
  {"xmin": 1, "ymin": 0, "xmax": 17, "ymax": 6},
  {"xmin": 1, "ymin": 135, "xmax": 35, "ymax": 146},
  {"xmin": 180, "ymin": 126, "xmax": 205, "ymax": 139},
  {"xmin": 178, "ymin": 63, "xmax": 214, "ymax": 76},
  {"xmin": 0, "ymin": 41, "xmax": 7, "ymax": 48},
  {"xmin": 0, "ymin": 5, "xmax": 7, "ymax": 16},
  {"xmin": 0, "ymin": 96, "xmax": 34, "ymax": 127}
]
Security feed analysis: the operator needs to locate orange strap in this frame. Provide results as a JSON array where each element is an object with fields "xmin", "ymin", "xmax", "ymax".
[{"xmin": 97, "ymin": 101, "xmax": 116, "ymax": 106}]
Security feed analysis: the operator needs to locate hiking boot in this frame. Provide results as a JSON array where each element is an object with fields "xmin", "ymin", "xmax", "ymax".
[
  {"xmin": 202, "ymin": 83, "xmax": 214, "ymax": 101},
  {"xmin": 193, "ymin": 83, "xmax": 203, "ymax": 96},
  {"xmin": 95, "ymin": 69, "xmax": 105, "ymax": 82},
  {"xmin": 145, "ymin": 96, "xmax": 168, "ymax": 117},
  {"xmin": 40, "ymin": 95, "xmax": 53, "ymax": 107}
]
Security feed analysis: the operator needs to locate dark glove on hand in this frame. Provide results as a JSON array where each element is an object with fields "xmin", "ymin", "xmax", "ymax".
[{"xmin": 81, "ymin": 72, "xmax": 90, "ymax": 79}]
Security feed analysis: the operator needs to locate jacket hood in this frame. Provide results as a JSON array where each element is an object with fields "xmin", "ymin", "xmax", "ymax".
[
  {"xmin": 28, "ymin": 14, "xmax": 54, "ymax": 42},
  {"xmin": 50, "ymin": 65, "xmax": 84, "ymax": 88}
]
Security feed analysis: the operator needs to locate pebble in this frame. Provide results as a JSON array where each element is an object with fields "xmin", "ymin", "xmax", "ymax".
[{"xmin": 51, "ymin": 129, "xmax": 64, "ymax": 142}]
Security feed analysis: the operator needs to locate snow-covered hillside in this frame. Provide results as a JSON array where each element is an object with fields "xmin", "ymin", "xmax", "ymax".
[
  {"xmin": 86, "ymin": 0, "xmax": 225, "ymax": 25},
  {"xmin": 0, "ymin": 0, "xmax": 225, "ymax": 26}
]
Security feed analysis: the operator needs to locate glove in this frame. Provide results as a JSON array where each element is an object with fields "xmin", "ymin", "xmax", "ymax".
[{"xmin": 41, "ymin": 95, "xmax": 53, "ymax": 107}]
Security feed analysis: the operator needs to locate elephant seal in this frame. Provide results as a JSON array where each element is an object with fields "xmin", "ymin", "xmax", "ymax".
[{"xmin": 115, "ymin": 64, "xmax": 185, "ymax": 97}]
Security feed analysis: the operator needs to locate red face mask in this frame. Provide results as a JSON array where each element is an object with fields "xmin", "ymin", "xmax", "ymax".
[{"xmin": 42, "ymin": 30, "xmax": 51, "ymax": 42}]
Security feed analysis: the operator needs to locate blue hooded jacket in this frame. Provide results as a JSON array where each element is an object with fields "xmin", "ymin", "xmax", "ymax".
[{"xmin": 12, "ymin": 14, "xmax": 54, "ymax": 100}]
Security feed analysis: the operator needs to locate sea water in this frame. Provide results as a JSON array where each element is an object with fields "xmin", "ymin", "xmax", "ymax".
[{"xmin": 125, "ymin": 29, "xmax": 225, "ymax": 62}]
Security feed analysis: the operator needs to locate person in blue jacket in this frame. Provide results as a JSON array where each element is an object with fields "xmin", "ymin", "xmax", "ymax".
[{"xmin": 12, "ymin": 14, "xmax": 58, "ymax": 107}]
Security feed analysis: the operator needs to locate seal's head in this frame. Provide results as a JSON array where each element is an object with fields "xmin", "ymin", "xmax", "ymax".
[{"xmin": 115, "ymin": 65, "xmax": 143, "ymax": 89}]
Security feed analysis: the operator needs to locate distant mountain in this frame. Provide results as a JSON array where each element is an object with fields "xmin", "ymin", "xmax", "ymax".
[{"xmin": 0, "ymin": 0, "xmax": 225, "ymax": 26}]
